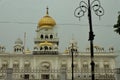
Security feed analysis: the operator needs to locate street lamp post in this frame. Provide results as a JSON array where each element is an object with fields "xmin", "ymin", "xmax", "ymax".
[
  {"xmin": 71, "ymin": 43, "xmax": 74, "ymax": 80},
  {"xmin": 71, "ymin": 43, "xmax": 77, "ymax": 80},
  {"xmin": 74, "ymin": 0, "xmax": 104, "ymax": 80}
]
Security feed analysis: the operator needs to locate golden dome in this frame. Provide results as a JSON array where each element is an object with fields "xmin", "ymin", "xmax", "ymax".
[
  {"xmin": 38, "ymin": 7, "xmax": 56, "ymax": 28},
  {"xmin": 39, "ymin": 41, "xmax": 53, "ymax": 47}
]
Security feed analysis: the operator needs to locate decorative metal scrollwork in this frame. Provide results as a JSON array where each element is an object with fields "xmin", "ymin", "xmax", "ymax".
[{"xmin": 74, "ymin": 0, "xmax": 104, "ymax": 20}]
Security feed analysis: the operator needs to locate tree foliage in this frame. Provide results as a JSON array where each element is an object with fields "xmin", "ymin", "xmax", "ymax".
[{"xmin": 113, "ymin": 13, "xmax": 120, "ymax": 35}]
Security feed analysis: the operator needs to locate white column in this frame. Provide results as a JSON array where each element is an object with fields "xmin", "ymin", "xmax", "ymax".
[
  {"xmin": 99, "ymin": 59, "xmax": 104, "ymax": 69},
  {"xmin": 9, "ymin": 55, "xmax": 13, "ymax": 68},
  {"xmin": 0, "ymin": 58, "xmax": 2, "ymax": 68},
  {"xmin": 20, "ymin": 56, "xmax": 24, "ymax": 69},
  {"xmin": 33, "ymin": 56, "xmax": 36, "ymax": 69}
]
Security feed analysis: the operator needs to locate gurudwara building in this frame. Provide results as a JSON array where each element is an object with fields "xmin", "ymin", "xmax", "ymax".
[{"xmin": 0, "ymin": 8, "xmax": 117, "ymax": 80}]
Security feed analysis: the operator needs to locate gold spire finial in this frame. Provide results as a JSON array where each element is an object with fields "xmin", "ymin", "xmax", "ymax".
[
  {"xmin": 38, "ymin": 6, "xmax": 56, "ymax": 27},
  {"xmin": 46, "ymin": 6, "xmax": 49, "ymax": 15}
]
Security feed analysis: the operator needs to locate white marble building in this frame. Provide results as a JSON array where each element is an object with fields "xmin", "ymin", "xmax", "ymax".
[{"xmin": 0, "ymin": 8, "xmax": 117, "ymax": 80}]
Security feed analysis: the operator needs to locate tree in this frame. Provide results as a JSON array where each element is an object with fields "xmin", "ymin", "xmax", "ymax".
[{"xmin": 113, "ymin": 12, "xmax": 120, "ymax": 35}]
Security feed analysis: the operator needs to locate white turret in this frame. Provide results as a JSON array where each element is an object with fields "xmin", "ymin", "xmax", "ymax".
[
  {"xmin": 64, "ymin": 38, "xmax": 79, "ymax": 55},
  {"xmin": 13, "ymin": 38, "xmax": 24, "ymax": 53},
  {"xmin": 0, "ymin": 44, "xmax": 6, "ymax": 53},
  {"xmin": 33, "ymin": 7, "xmax": 59, "ymax": 55}
]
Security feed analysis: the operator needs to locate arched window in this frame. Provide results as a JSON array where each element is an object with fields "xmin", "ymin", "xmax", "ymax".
[
  {"xmin": 19, "ymin": 48, "xmax": 21, "ymax": 52},
  {"xmin": 41, "ymin": 34, "xmax": 44, "ymax": 39},
  {"xmin": 16, "ymin": 48, "xmax": 19, "ymax": 52},
  {"xmin": 104, "ymin": 62, "xmax": 110, "ymax": 69},
  {"xmin": 49, "ymin": 47, "xmax": 52, "ymax": 50},
  {"xmin": 50, "ymin": 35, "xmax": 53, "ymax": 39},
  {"xmin": 1, "ymin": 47, "xmax": 5, "ymax": 52},
  {"xmin": 95, "ymin": 64, "xmax": 99, "ymax": 71},
  {"xmin": 61, "ymin": 61, "xmax": 67, "ymax": 68},
  {"xmin": 24, "ymin": 61, "xmax": 30, "ymax": 69},
  {"xmin": 41, "ymin": 62, "xmax": 50, "ymax": 70},
  {"xmin": 13, "ymin": 61, "xmax": 19, "ymax": 69},
  {"xmin": 2, "ymin": 61, "xmax": 8, "ymax": 69},
  {"xmin": 40, "ymin": 47, "xmax": 43, "ymax": 50},
  {"xmin": 17, "ymin": 48, "xmax": 20, "ymax": 52},
  {"xmin": 45, "ymin": 35, "xmax": 48, "ymax": 39},
  {"xmin": 34, "ymin": 47, "xmax": 38, "ymax": 51},
  {"xmin": 82, "ymin": 61, "xmax": 88, "ymax": 72},
  {"xmin": 14, "ymin": 48, "xmax": 16, "ymax": 52},
  {"xmin": 44, "ymin": 46, "xmax": 48, "ymax": 50}
]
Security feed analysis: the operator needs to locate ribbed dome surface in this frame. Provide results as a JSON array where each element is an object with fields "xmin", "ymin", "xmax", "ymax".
[
  {"xmin": 38, "ymin": 15, "xmax": 56, "ymax": 27},
  {"xmin": 38, "ymin": 7, "xmax": 56, "ymax": 28}
]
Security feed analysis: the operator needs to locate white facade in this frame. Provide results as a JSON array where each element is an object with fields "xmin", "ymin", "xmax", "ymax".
[{"xmin": 0, "ymin": 8, "xmax": 117, "ymax": 80}]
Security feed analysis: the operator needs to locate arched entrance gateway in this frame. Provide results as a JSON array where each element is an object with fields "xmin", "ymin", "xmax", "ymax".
[{"xmin": 40, "ymin": 62, "xmax": 51, "ymax": 80}]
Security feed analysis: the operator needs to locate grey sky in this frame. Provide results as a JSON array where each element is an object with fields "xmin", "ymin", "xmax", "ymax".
[{"xmin": 0, "ymin": 0, "xmax": 120, "ymax": 67}]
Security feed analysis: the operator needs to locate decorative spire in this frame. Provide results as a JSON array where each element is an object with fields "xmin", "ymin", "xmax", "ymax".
[{"xmin": 46, "ymin": 6, "xmax": 49, "ymax": 15}]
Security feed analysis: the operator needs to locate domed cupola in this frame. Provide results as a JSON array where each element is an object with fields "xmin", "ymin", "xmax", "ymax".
[
  {"xmin": 15, "ymin": 38, "xmax": 23, "ymax": 45},
  {"xmin": 0, "ymin": 44, "xmax": 6, "ymax": 53},
  {"xmin": 38, "ymin": 7, "xmax": 56, "ymax": 29},
  {"xmin": 64, "ymin": 38, "xmax": 79, "ymax": 55},
  {"xmin": 14, "ymin": 38, "xmax": 24, "ymax": 53}
]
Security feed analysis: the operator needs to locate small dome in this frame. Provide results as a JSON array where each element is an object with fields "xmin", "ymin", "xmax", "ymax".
[
  {"xmin": 15, "ymin": 38, "xmax": 23, "ymax": 44},
  {"xmin": 38, "ymin": 7, "xmax": 56, "ymax": 28},
  {"xmin": 0, "ymin": 45, "xmax": 5, "ymax": 48}
]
